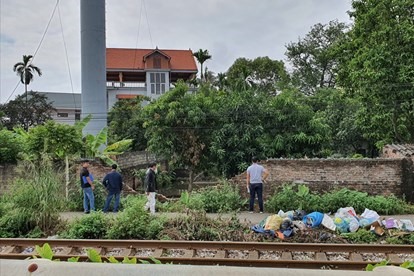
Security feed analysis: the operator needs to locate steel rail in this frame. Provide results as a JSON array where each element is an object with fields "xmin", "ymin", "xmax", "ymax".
[{"xmin": 1, "ymin": 238, "xmax": 413, "ymax": 270}]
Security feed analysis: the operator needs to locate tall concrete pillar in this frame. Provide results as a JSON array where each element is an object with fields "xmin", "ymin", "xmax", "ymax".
[{"xmin": 80, "ymin": 0, "xmax": 107, "ymax": 136}]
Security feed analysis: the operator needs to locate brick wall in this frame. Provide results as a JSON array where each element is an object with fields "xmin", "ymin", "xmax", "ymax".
[
  {"xmin": 116, "ymin": 151, "xmax": 157, "ymax": 169},
  {"xmin": 231, "ymin": 158, "xmax": 413, "ymax": 201},
  {"xmin": 0, "ymin": 165, "xmax": 16, "ymax": 195}
]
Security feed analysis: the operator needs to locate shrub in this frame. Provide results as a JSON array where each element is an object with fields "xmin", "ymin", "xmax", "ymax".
[
  {"xmin": 60, "ymin": 212, "xmax": 110, "ymax": 239},
  {"xmin": 265, "ymin": 185, "xmax": 412, "ymax": 215},
  {"xmin": 341, "ymin": 229, "xmax": 378, "ymax": 244},
  {"xmin": 107, "ymin": 196, "xmax": 167, "ymax": 239},
  {"xmin": 196, "ymin": 181, "xmax": 246, "ymax": 213},
  {"xmin": 0, "ymin": 129, "xmax": 25, "ymax": 164},
  {"xmin": 157, "ymin": 211, "xmax": 250, "ymax": 241},
  {"xmin": 1, "ymin": 157, "xmax": 65, "ymax": 236}
]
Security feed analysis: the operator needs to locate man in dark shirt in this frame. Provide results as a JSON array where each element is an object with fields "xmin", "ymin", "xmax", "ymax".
[
  {"xmin": 144, "ymin": 162, "xmax": 157, "ymax": 214},
  {"xmin": 102, "ymin": 164, "xmax": 123, "ymax": 213},
  {"xmin": 80, "ymin": 160, "xmax": 95, "ymax": 214}
]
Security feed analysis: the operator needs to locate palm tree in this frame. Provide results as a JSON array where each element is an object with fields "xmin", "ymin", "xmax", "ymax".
[
  {"xmin": 193, "ymin": 49, "xmax": 212, "ymax": 82},
  {"xmin": 13, "ymin": 55, "xmax": 42, "ymax": 130},
  {"xmin": 13, "ymin": 55, "xmax": 42, "ymax": 94}
]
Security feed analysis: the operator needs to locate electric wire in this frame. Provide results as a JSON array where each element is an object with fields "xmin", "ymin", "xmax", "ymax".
[
  {"xmin": 6, "ymin": 0, "xmax": 60, "ymax": 102},
  {"xmin": 133, "ymin": 0, "xmax": 144, "ymax": 69},
  {"xmin": 57, "ymin": 2, "xmax": 76, "ymax": 110}
]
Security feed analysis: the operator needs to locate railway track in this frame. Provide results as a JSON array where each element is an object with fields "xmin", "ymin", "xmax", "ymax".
[{"xmin": 0, "ymin": 239, "xmax": 413, "ymax": 270}]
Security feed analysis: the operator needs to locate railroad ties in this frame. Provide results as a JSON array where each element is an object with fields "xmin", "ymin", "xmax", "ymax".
[{"xmin": 1, "ymin": 239, "xmax": 413, "ymax": 270}]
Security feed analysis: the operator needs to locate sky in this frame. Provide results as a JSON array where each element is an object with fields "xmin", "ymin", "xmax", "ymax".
[{"xmin": 0, "ymin": 0, "xmax": 353, "ymax": 103}]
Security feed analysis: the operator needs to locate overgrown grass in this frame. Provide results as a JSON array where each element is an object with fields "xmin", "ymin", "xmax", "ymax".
[
  {"xmin": 266, "ymin": 184, "xmax": 412, "ymax": 215},
  {"xmin": 0, "ymin": 157, "xmax": 65, "ymax": 237}
]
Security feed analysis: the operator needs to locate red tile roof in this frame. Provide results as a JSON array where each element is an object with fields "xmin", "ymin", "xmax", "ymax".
[{"xmin": 107, "ymin": 48, "xmax": 198, "ymax": 71}]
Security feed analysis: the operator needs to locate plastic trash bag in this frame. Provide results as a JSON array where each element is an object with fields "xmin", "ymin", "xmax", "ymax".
[
  {"xmin": 302, "ymin": 212, "xmax": 324, "ymax": 228},
  {"xmin": 334, "ymin": 207, "xmax": 359, "ymax": 233},
  {"xmin": 264, "ymin": 215, "xmax": 283, "ymax": 231},
  {"xmin": 359, "ymin": 208, "xmax": 380, "ymax": 228},
  {"xmin": 399, "ymin": 219, "xmax": 414, "ymax": 232},
  {"xmin": 321, "ymin": 214, "xmax": 336, "ymax": 231}
]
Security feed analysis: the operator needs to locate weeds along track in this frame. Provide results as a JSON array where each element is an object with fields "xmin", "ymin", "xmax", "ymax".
[{"xmin": 0, "ymin": 239, "xmax": 413, "ymax": 270}]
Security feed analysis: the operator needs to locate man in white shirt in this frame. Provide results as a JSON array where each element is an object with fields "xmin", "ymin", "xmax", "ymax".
[{"xmin": 246, "ymin": 156, "xmax": 269, "ymax": 213}]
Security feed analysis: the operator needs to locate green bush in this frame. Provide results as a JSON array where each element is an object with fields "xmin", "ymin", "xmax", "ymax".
[
  {"xmin": 195, "ymin": 181, "xmax": 246, "ymax": 213},
  {"xmin": 60, "ymin": 212, "xmax": 110, "ymax": 239},
  {"xmin": 107, "ymin": 196, "xmax": 167, "ymax": 239},
  {"xmin": 265, "ymin": 185, "xmax": 412, "ymax": 214},
  {"xmin": 341, "ymin": 229, "xmax": 378, "ymax": 244},
  {"xmin": 0, "ymin": 129, "xmax": 25, "ymax": 164}
]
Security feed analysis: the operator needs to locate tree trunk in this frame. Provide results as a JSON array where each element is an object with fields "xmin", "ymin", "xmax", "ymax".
[
  {"xmin": 65, "ymin": 155, "xmax": 70, "ymax": 199},
  {"xmin": 188, "ymin": 169, "xmax": 194, "ymax": 192}
]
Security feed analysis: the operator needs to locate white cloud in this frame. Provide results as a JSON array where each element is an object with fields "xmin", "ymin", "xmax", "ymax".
[{"xmin": 0, "ymin": 0, "xmax": 352, "ymax": 103}]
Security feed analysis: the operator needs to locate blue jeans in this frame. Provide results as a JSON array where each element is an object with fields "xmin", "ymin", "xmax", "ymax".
[
  {"xmin": 249, "ymin": 183, "xmax": 263, "ymax": 212},
  {"xmin": 103, "ymin": 191, "xmax": 121, "ymax": 212},
  {"xmin": 83, "ymin": 187, "xmax": 95, "ymax": 212}
]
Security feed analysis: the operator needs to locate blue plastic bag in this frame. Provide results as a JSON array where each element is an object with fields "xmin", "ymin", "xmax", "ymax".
[{"xmin": 303, "ymin": 212, "xmax": 324, "ymax": 228}]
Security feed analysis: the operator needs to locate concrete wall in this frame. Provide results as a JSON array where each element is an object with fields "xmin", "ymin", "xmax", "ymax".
[
  {"xmin": 231, "ymin": 158, "xmax": 414, "ymax": 201},
  {"xmin": 0, "ymin": 165, "xmax": 16, "ymax": 195}
]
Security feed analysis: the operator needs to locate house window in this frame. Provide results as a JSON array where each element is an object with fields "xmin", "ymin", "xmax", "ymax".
[
  {"xmin": 75, "ymin": 110, "xmax": 81, "ymax": 121},
  {"xmin": 153, "ymin": 57, "xmax": 161, "ymax": 69},
  {"xmin": 150, "ymin": 72, "xmax": 166, "ymax": 95},
  {"xmin": 57, "ymin": 112, "xmax": 68, "ymax": 117}
]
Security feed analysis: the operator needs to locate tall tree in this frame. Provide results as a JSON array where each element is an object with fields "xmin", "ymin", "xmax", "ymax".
[
  {"xmin": 193, "ymin": 49, "xmax": 212, "ymax": 82},
  {"xmin": 285, "ymin": 20, "xmax": 348, "ymax": 95},
  {"xmin": 226, "ymin": 57, "xmax": 290, "ymax": 94},
  {"xmin": 337, "ymin": 0, "xmax": 414, "ymax": 147},
  {"xmin": 0, "ymin": 91, "xmax": 55, "ymax": 130},
  {"xmin": 108, "ymin": 96, "xmax": 148, "ymax": 151},
  {"xmin": 13, "ymin": 55, "xmax": 42, "ymax": 130},
  {"xmin": 13, "ymin": 55, "xmax": 42, "ymax": 92},
  {"xmin": 143, "ymin": 81, "xmax": 215, "ymax": 191}
]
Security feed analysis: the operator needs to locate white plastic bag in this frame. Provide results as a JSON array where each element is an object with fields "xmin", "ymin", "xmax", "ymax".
[{"xmin": 321, "ymin": 214, "xmax": 336, "ymax": 231}]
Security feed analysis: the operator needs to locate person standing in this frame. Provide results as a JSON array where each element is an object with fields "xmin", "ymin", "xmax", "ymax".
[
  {"xmin": 80, "ymin": 159, "xmax": 95, "ymax": 214},
  {"xmin": 102, "ymin": 164, "xmax": 123, "ymax": 213},
  {"xmin": 246, "ymin": 156, "xmax": 269, "ymax": 213},
  {"xmin": 144, "ymin": 162, "xmax": 157, "ymax": 214}
]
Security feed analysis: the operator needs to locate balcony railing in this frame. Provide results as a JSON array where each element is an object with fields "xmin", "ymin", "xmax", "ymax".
[{"xmin": 106, "ymin": 81, "xmax": 146, "ymax": 88}]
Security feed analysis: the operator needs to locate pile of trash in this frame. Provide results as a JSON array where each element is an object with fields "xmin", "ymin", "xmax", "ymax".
[{"xmin": 251, "ymin": 207, "xmax": 414, "ymax": 240}]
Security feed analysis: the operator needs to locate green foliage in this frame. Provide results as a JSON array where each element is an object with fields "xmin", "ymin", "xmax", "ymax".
[
  {"xmin": 338, "ymin": 0, "xmax": 414, "ymax": 146},
  {"xmin": 366, "ymin": 260, "xmax": 389, "ymax": 271},
  {"xmin": 60, "ymin": 212, "xmax": 110, "ymax": 239},
  {"xmin": 341, "ymin": 229, "xmax": 377, "ymax": 244},
  {"xmin": 0, "ymin": 129, "xmax": 25, "ymax": 163},
  {"xmin": 133, "ymin": 169, "xmax": 175, "ymax": 191},
  {"xmin": 108, "ymin": 97, "xmax": 149, "ymax": 151},
  {"xmin": 35, "ymin": 243, "xmax": 53, "ymax": 260},
  {"xmin": 266, "ymin": 185, "xmax": 412, "ymax": 214},
  {"xmin": 26, "ymin": 121, "xmax": 83, "ymax": 159},
  {"xmin": 158, "ymin": 211, "xmax": 248, "ymax": 241},
  {"xmin": 107, "ymin": 196, "xmax": 166, "ymax": 239},
  {"xmin": 0, "ymin": 156, "xmax": 65, "ymax": 236},
  {"xmin": 285, "ymin": 20, "xmax": 348, "ymax": 95},
  {"xmin": 87, "ymin": 248, "xmax": 102, "ymax": 263},
  {"xmin": 83, "ymin": 127, "xmax": 132, "ymax": 166},
  {"xmin": 195, "ymin": 181, "xmax": 246, "ymax": 213},
  {"xmin": 0, "ymin": 91, "xmax": 54, "ymax": 130},
  {"xmin": 226, "ymin": 56, "xmax": 289, "ymax": 93}
]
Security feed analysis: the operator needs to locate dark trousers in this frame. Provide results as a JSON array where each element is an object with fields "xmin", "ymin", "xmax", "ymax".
[
  {"xmin": 249, "ymin": 183, "xmax": 263, "ymax": 212},
  {"xmin": 103, "ymin": 191, "xmax": 121, "ymax": 212}
]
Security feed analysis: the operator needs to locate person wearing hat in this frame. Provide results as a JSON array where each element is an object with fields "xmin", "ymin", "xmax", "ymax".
[
  {"xmin": 80, "ymin": 159, "xmax": 95, "ymax": 214},
  {"xmin": 246, "ymin": 156, "xmax": 269, "ymax": 213}
]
